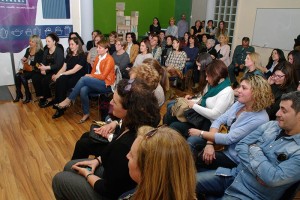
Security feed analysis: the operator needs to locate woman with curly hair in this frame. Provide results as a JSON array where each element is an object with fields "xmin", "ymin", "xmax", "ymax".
[
  {"xmin": 130, "ymin": 63, "xmax": 165, "ymax": 107},
  {"xmin": 142, "ymin": 58, "xmax": 169, "ymax": 93},
  {"xmin": 52, "ymin": 79, "xmax": 161, "ymax": 200},
  {"xmin": 188, "ymin": 75, "xmax": 274, "ymax": 171},
  {"xmin": 120, "ymin": 126, "xmax": 196, "ymax": 200}
]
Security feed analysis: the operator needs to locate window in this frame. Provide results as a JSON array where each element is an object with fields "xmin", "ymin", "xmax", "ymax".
[
  {"xmin": 42, "ymin": 0, "xmax": 70, "ymax": 19},
  {"xmin": 214, "ymin": 0, "xmax": 238, "ymax": 45}
]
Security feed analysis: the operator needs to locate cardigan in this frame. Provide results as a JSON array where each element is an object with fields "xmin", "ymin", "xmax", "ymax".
[{"xmin": 91, "ymin": 54, "xmax": 115, "ymax": 86}]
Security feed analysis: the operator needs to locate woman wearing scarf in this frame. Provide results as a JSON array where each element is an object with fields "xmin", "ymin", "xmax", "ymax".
[{"xmin": 163, "ymin": 60, "xmax": 234, "ymax": 138}]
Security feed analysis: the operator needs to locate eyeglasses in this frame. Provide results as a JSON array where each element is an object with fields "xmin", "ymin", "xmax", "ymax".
[
  {"xmin": 272, "ymin": 73, "xmax": 285, "ymax": 79},
  {"xmin": 124, "ymin": 79, "xmax": 135, "ymax": 92},
  {"xmin": 145, "ymin": 124, "xmax": 167, "ymax": 139}
]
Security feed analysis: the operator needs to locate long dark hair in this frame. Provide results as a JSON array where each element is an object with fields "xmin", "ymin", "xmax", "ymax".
[
  {"xmin": 116, "ymin": 79, "xmax": 161, "ymax": 132},
  {"xmin": 266, "ymin": 49, "xmax": 286, "ymax": 69},
  {"xmin": 196, "ymin": 53, "xmax": 213, "ymax": 94},
  {"xmin": 272, "ymin": 61, "xmax": 298, "ymax": 90}
]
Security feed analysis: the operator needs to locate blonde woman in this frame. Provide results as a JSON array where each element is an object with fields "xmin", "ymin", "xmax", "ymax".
[
  {"xmin": 214, "ymin": 34, "xmax": 230, "ymax": 67},
  {"xmin": 166, "ymin": 17, "xmax": 178, "ymax": 38},
  {"xmin": 120, "ymin": 125, "xmax": 197, "ymax": 200},
  {"xmin": 188, "ymin": 75, "xmax": 273, "ymax": 170},
  {"xmin": 13, "ymin": 35, "xmax": 44, "ymax": 103},
  {"xmin": 130, "ymin": 64, "xmax": 165, "ymax": 107}
]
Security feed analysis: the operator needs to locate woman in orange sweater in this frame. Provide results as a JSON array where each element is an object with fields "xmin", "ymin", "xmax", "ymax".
[{"xmin": 56, "ymin": 40, "xmax": 115, "ymax": 123}]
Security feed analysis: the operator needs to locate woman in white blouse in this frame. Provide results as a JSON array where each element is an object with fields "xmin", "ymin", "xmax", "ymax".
[{"xmin": 214, "ymin": 34, "xmax": 231, "ymax": 67}]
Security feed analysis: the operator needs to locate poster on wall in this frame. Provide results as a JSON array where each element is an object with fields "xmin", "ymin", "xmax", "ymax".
[
  {"xmin": 0, "ymin": 0, "xmax": 73, "ymax": 53},
  {"xmin": 0, "ymin": 0, "xmax": 74, "ymax": 86}
]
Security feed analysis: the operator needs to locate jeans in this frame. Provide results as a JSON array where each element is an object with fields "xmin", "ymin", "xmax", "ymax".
[
  {"xmin": 187, "ymin": 136, "xmax": 237, "ymax": 171},
  {"xmin": 163, "ymin": 101, "xmax": 194, "ymax": 138},
  {"xmin": 196, "ymin": 170, "xmax": 235, "ymax": 200},
  {"xmin": 183, "ymin": 61, "xmax": 195, "ymax": 74},
  {"xmin": 69, "ymin": 76, "xmax": 112, "ymax": 115}
]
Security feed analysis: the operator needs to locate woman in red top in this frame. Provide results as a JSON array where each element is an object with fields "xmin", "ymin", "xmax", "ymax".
[{"xmin": 56, "ymin": 40, "xmax": 115, "ymax": 123}]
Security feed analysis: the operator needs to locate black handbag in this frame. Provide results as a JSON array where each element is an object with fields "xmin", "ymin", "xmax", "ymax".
[
  {"xmin": 89, "ymin": 124, "xmax": 109, "ymax": 143},
  {"xmin": 183, "ymin": 109, "xmax": 211, "ymax": 131}
]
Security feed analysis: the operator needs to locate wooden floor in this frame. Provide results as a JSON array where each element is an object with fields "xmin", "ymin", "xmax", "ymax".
[
  {"xmin": 0, "ymin": 99, "xmax": 95, "ymax": 199},
  {"xmin": 0, "ymin": 84, "xmax": 180, "ymax": 200},
  {"xmin": 2, "ymin": 85, "xmax": 299, "ymax": 199}
]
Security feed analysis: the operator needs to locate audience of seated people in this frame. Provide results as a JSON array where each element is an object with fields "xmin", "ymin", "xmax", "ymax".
[
  {"xmin": 133, "ymin": 39, "xmax": 153, "ymax": 67},
  {"xmin": 187, "ymin": 75, "xmax": 273, "ymax": 171},
  {"xmin": 183, "ymin": 35, "xmax": 199, "ymax": 74},
  {"xmin": 232, "ymin": 52, "xmax": 264, "ymax": 96},
  {"xmin": 150, "ymin": 34, "xmax": 162, "ymax": 64},
  {"xmin": 125, "ymin": 32, "xmax": 139, "ymax": 66},
  {"xmin": 108, "ymin": 31, "xmax": 117, "ymax": 55},
  {"xmin": 180, "ymin": 32, "xmax": 190, "ymax": 48},
  {"xmin": 192, "ymin": 53, "xmax": 212, "ymax": 91},
  {"xmin": 190, "ymin": 20, "xmax": 204, "ymax": 42},
  {"xmin": 119, "ymin": 125, "xmax": 197, "ymax": 200},
  {"xmin": 266, "ymin": 61, "xmax": 298, "ymax": 120},
  {"xmin": 288, "ymin": 49, "xmax": 300, "ymax": 81},
  {"xmin": 112, "ymin": 38, "xmax": 130, "ymax": 78},
  {"xmin": 200, "ymin": 38, "xmax": 218, "ymax": 59},
  {"xmin": 196, "ymin": 91, "xmax": 300, "ymax": 200},
  {"xmin": 87, "ymin": 33, "xmax": 104, "ymax": 70},
  {"xmin": 214, "ymin": 34, "xmax": 231, "ymax": 67},
  {"xmin": 228, "ymin": 37, "xmax": 255, "ymax": 88},
  {"xmin": 198, "ymin": 33, "xmax": 209, "ymax": 53},
  {"xmin": 205, "ymin": 20, "xmax": 216, "ymax": 39},
  {"xmin": 260, "ymin": 48, "xmax": 287, "ymax": 79},
  {"xmin": 149, "ymin": 17, "xmax": 161, "ymax": 34},
  {"xmin": 52, "ymin": 79, "xmax": 161, "ymax": 200},
  {"xmin": 129, "ymin": 64, "xmax": 165, "ymax": 107},
  {"xmin": 166, "ymin": 17, "xmax": 178, "ymax": 38},
  {"xmin": 215, "ymin": 20, "xmax": 228, "ymax": 39},
  {"xmin": 86, "ymin": 30, "xmax": 101, "ymax": 51},
  {"xmin": 56, "ymin": 40, "xmax": 115, "ymax": 123},
  {"xmin": 177, "ymin": 14, "xmax": 189, "ymax": 39},
  {"xmin": 51, "ymin": 37, "xmax": 88, "ymax": 119},
  {"xmin": 13, "ymin": 35, "xmax": 44, "ymax": 104},
  {"xmin": 31, "ymin": 33, "xmax": 64, "ymax": 108},
  {"xmin": 142, "ymin": 58, "xmax": 169, "ymax": 94},
  {"xmin": 165, "ymin": 37, "xmax": 187, "ymax": 79},
  {"xmin": 164, "ymin": 60, "xmax": 234, "ymax": 138},
  {"xmin": 12, "ymin": 18, "xmax": 300, "ymax": 200},
  {"xmin": 161, "ymin": 35, "xmax": 174, "ymax": 65},
  {"xmin": 158, "ymin": 30, "xmax": 166, "ymax": 51}
]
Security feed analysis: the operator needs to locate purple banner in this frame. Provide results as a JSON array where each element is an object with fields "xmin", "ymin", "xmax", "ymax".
[{"xmin": 0, "ymin": 0, "xmax": 38, "ymax": 53}]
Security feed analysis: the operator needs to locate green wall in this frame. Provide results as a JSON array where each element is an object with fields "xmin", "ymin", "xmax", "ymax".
[{"xmin": 93, "ymin": 0, "xmax": 191, "ymax": 39}]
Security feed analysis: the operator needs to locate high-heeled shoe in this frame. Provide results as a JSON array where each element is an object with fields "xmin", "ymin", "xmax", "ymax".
[
  {"xmin": 52, "ymin": 108, "xmax": 65, "ymax": 119},
  {"xmin": 23, "ymin": 95, "xmax": 32, "ymax": 104},
  {"xmin": 77, "ymin": 115, "xmax": 90, "ymax": 124},
  {"xmin": 13, "ymin": 95, "xmax": 23, "ymax": 102}
]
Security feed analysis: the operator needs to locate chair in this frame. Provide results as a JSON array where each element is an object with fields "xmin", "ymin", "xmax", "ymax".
[{"xmin": 89, "ymin": 65, "xmax": 122, "ymax": 120}]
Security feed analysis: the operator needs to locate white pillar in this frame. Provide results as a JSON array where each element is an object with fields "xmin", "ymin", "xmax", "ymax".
[
  {"xmin": 80, "ymin": 0, "xmax": 93, "ymax": 43},
  {"xmin": 205, "ymin": 0, "xmax": 216, "ymax": 24}
]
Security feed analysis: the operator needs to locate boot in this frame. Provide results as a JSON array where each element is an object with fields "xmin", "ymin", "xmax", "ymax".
[
  {"xmin": 23, "ymin": 93, "xmax": 32, "ymax": 104},
  {"xmin": 13, "ymin": 92, "xmax": 23, "ymax": 102}
]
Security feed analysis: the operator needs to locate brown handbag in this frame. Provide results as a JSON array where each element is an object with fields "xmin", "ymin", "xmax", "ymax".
[{"xmin": 171, "ymin": 97, "xmax": 189, "ymax": 122}]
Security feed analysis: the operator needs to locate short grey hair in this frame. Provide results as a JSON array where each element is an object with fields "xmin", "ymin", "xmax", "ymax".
[{"xmin": 207, "ymin": 39, "xmax": 215, "ymax": 47}]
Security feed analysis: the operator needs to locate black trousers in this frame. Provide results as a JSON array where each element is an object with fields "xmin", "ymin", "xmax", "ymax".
[
  {"xmin": 15, "ymin": 71, "xmax": 34, "ymax": 97},
  {"xmin": 31, "ymin": 72, "xmax": 54, "ymax": 98},
  {"xmin": 54, "ymin": 74, "xmax": 82, "ymax": 103},
  {"xmin": 71, "ymin": 132, "xmax": 108, "ymax": 160}
]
